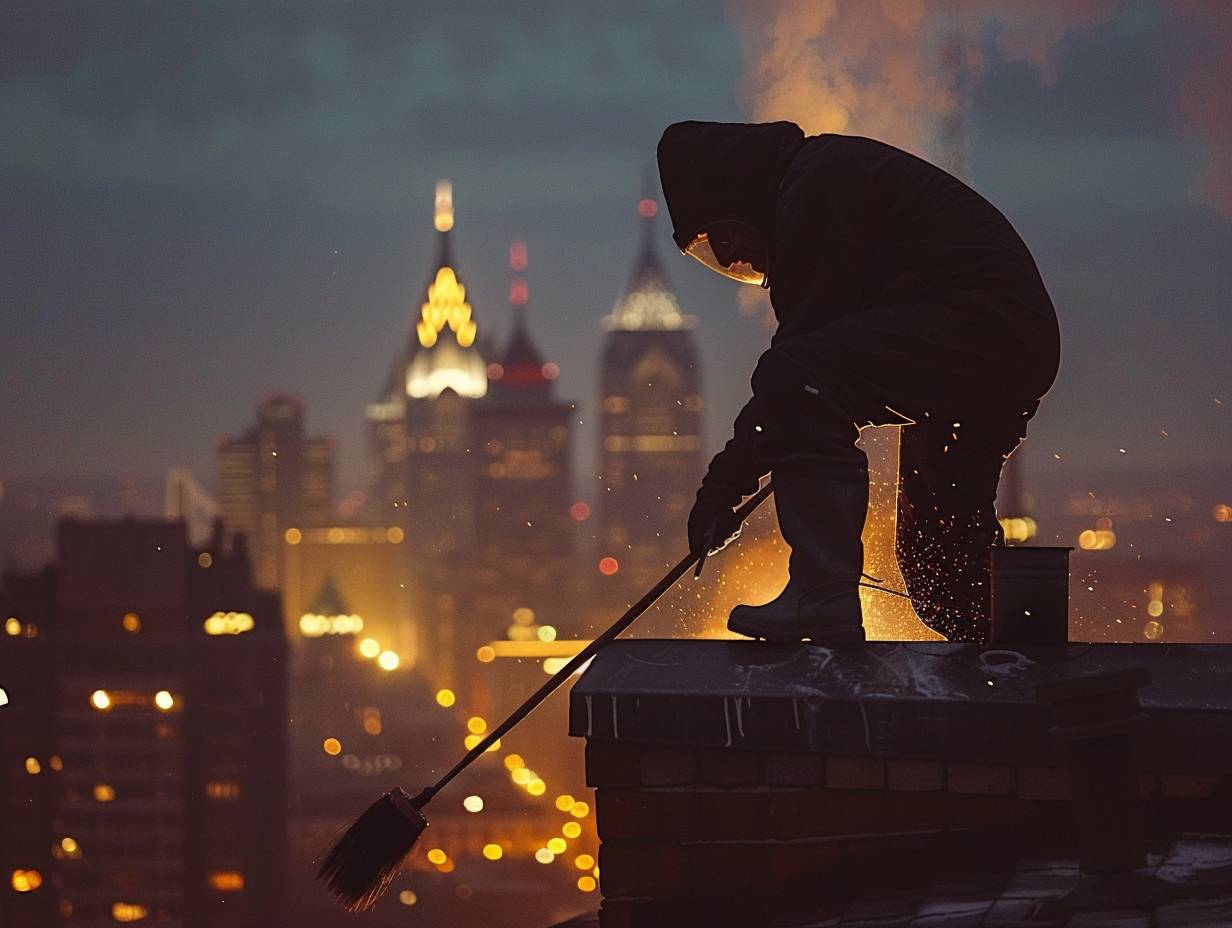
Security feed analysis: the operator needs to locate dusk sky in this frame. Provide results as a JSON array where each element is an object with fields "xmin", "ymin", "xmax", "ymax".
[{"xmin": 3, "ymin": 1, "xmax": 1229, "ymax": 497}]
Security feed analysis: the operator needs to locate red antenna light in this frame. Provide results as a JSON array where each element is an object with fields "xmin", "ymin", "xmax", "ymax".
[
  {"xmin": 510, "ymin": 280, "xmax": 529, "ymax": 306},
  {"xmin": 510, "ymin": 241, "xmax": 528, "ymax": 272},
  {"xmin": 637, "ymin": 198, "xmax": 658, "ymax": 218}
]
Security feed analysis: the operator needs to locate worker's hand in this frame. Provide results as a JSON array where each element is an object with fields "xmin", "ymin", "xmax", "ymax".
[{"xmin": 688, "ymin": 489, "xmax": 744, "ymax": 558}]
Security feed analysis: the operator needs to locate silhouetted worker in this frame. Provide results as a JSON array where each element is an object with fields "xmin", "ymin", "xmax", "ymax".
[{"xmin": 657, "ymin": 121, "xmax": 1060, "ymax": 643}]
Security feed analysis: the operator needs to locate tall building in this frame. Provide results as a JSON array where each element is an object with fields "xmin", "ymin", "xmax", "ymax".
[
  {"xmin": 0, "ymin": 518, "xmax": 287, "ymax": 928},
  {"xmin": 0, "ymin": 563, "xmax": 57, "ymax": 927},
  {"xmin": 366, "ymin": 181, "xmax": 488, "ymax": 686},
  {"xmin": 216, "ymin": 394, "xmax": 334, "ymax": 591},
  {"xmin": 472, "ymin": 241, "xmax": 577, "ymax": 640},
  {"xmin": 596, "ymin": 195, "xmax": 703, "ymax": 604}
]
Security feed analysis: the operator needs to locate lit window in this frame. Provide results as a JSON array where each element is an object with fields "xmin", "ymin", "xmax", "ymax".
[
  {"xmin": 322, "ymin": 738, "xmax": 342, "ymax": 756},
  {"xmin": 207, "ymin": 870, "xmax": 244, "ymax": 892},
  {"xmin": 4, "ymin": 617, "xmax": 21, "ymax": 636},
  {"xmin": 90, "ymin": 689, "xmax": 112, "ymax": 711},
  {"xmin": 93, "ymin": 783, "xmax": 116, "ymax": 802},
  {"xmin": 153, "ymin": 690, "xmax": 175, "ymax": 711},
  {"xmin": 426, "ymin": 848, "xmax": 447, "ymax": 865},
  {"xmin": 527, "ymin": 779, "xmax": 546, "ymax": 796},
  {"xmin": 577, "ymin": 875, "xmax": 597, "ymax": 892},
  {"xmin": 284, "ymin": 527, "xmax": 302, "ymax": 544},
  {"xmin": 122, "ymin": 612, "xmax": 141, "ymax": 633},
  {"xmin": 49, "ymin": 755, "xmax": 62, "ymax": 771},
  {"xmin": 202, "ymin": 612, "xmax": 254, "ymax": 635},
  {"xmin": 198, "ymin": 552, "xmax": 213, "ymax": 568},
  {"xmin": 398, "ymin": 890, "xmax": 418, "ymax": 905},
  {"xmin": 475, "ymin": 645, "xmax": 496, "ymax": 663},
  {"xmin": 111, "ymin": 902, "xmax": 148, "ymax": 922},
  {"xmin": 358, "ymin": 637, "xmax": 380, "ymax": 659},
  {"xmin": 205, "ymin": 781, "xmax": 241, "ymax": 800},
  {"xmin": 537, "ymin": 625, "xmax": 557, "ymax": 642},
  {"xmin": 361, "ymin": 708, "xmax": 382, "ymax": 736},
  {"xmin": 59, "ymin": 836, "xmax": 81, "ymax": 859},
  {"xmin": 547, "ymin": 838, "xmax": 566, "ymax": 855},
  {"xmin": 503, "ymin": 754, "xmax": 524, "ymax": 771},
  {"xmin": 466, "ymin": 716, "xmax": 486, "ymax": 735},
  {"xmin": 512, "ymin": 607, "xmax": 535, "ymax": 626},
  {"xmin": 10, "ymin": 869, "xmax": 42, "ymax": 892},
  {"xmin": 377, "ymin": 650, "xmax": 400, "ymax": 671},
  {"xmin": 534, "ymin": 848, "xmax": 554, "ymax": 864},
  {"xmin": 570, "ymin": 801, "xmax": 590, "ymax": 818},
  {"xmin": 462, "ymin": 795, "xmax": 484, "ymax": 813},
  {"xmin": 1077, "ymin": 528, "xmax": 1116, "ymax": 551},
  {"xmin": 555, "ymin": 794, "xmax": 575, "ymax": 812},
  {"xmin": 24, "ymin": 757, "xmax": 41, "ymax": 775},
  {"xmin": 300, "ymin": 613, "xmax": 365, "ymax": 637},
  {"xmin": 575, "ymin": 854, "xmax": 595, "ymax": 870},
  {"xmin": 435, "ymin": 689, "xmax": 455, "ymax": 708},
  {"xmin": 1000, "ymin": 517, "xmax": 1038, "ymax": 544},
  {"xmin": 598, "ymin": 557, "xmax": 619, "ymax": 576},
  {"xmin": 482, "ymin": 843, "xmax": 502, "ymax": 860},
  {"xmin": 562, "ymin": 822, "xmax": 582, "ymax": 839}
]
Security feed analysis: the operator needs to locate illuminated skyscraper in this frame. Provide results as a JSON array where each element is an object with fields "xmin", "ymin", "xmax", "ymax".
[
  {"xmin": 472, "ymin": 242, "xmax": 576, "ymax": 640},
  {"xmin": 366, "ymin": 181, "xmax": 488, "ymax": 685},
  {"xmin": 216, "ymin": 394, "xmax": 334, "ymax": 591},
  {"xmin": 0, "ymin": 564, "xmax": 56, "ymax": 927},
  {"xmin": 0, "ymin": 518, "xmax": 287, "ymax": 927},
  {"xmin": 597, "ymin": 195, "xmax": 703, "ymax": 602}
]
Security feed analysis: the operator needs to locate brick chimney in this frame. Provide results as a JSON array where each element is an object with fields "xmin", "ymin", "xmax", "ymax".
[{"xmin": 570, "ymin": 640, "xmax": 1232, "ymax": 926}]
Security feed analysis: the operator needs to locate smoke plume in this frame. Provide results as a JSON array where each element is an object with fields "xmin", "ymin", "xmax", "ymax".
[{"xmin": 726, "ymin": 0, "xmax": 1232, "ymax": 218}]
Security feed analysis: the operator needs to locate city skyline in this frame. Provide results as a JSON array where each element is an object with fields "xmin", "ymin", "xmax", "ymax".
[
  {"xmin": 3, "ymin": 2, "xmax": 1230, "ymax": 499},
  {"xmin": 4, "ymin": 5, "xmax": 1232, "ymax": 926}
]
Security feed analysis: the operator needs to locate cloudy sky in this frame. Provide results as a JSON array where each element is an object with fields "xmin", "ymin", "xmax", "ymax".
[{"xmin": 2, "ymin": 0, "xmax": 1228, "ymax": 498}]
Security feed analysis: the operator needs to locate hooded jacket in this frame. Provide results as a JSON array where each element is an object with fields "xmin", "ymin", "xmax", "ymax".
[{"xmin": 657, "ymin": 121, "xmax": 1052, "ymax": 339}]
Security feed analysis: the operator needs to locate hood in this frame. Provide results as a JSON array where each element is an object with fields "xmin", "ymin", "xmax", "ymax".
[{"xmin": 656, "ymin": 120, "xmax": 806, "ymax": 252}]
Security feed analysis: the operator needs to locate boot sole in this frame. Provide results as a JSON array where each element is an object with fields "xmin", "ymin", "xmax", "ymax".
[{"xmin": 727, "ymin": 615, "xmax": 866, "ymax": 644}]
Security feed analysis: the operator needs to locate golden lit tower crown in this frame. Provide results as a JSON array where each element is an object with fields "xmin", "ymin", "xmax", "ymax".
[{"xmin": 405, "ymin": 180, "xmax": 488, "ymax": 400}]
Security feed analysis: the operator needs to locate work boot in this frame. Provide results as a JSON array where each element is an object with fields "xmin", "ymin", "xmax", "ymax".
[{"xmin": 728, "ymin": 470, "xmax": 867, "ymax": 643}]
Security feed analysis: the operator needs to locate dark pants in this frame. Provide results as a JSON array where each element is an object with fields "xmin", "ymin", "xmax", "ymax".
[{"xmin": 751, "ymin": 288, "xmax": 1060, "ymax": 641}]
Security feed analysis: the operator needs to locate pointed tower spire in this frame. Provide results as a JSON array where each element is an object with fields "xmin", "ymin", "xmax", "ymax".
[
  {"xmin": 404, "ymin": 179, "xmax": 487, "ymax": 399},
  {"xmin": 491, "ymin": 240, "xmax": 557, "ymax": 397},
  {"xmin": 433, "ymin": 179, "xmax": 455, "ymax": 268},
  {"xmin": 604, "ymin": 186, "xmax": 696, "ymax": 332}
]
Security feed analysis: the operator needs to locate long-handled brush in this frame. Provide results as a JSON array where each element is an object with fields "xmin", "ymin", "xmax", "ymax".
[{"xmin": 316, "ymin": 481, "xmax": 777, "ymax": 911}]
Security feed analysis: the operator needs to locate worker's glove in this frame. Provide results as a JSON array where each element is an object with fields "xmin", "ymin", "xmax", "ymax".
[{"xmin": 688, "ymin": 487, "xmax": 745, "ymax": 558}]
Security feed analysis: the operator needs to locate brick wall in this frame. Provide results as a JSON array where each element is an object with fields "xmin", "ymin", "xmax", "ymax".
[
  {"xmin": 568, "ymin": 642, "xmax": 1232, "ymax": 927},
  {"xmin": 583, "ymin": 738, "xmax": 1232, "ymax": 926}
]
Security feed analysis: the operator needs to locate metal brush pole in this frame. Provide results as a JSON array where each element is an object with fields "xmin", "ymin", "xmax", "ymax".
[{"xmin": 410, "ymin": 480, "xmax": 776, "ymax": 806}]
